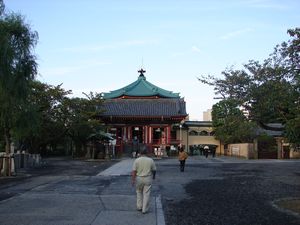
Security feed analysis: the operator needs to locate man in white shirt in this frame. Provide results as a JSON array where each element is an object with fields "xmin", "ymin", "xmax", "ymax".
[{"xmin": 131, "ymin": 147, "xmax": 156, "ymax": 214}]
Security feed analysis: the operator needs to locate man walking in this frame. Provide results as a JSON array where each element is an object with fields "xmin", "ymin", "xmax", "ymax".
[
  {"xmin": 178, "ymin": 145, "xmax": 188, "ymax": 172},
  {"xmin": 131, "ymin": 147, "xmax": 156, "ymax": 214}
]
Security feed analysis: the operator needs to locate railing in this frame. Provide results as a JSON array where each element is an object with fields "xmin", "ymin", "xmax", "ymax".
[
  {"xmin": 0, "ymin": 154, "xmax": 14, "ymax": 176},
  {"xmin": 151, "ymin": 138, "xmax": 180, "ymax": 145},
  {"xmin": 0, "ymin": 152, "xmax": 42, "ymax": 176}
]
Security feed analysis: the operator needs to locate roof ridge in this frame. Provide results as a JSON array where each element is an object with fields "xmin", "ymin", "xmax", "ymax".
[{"xmin": 102, "ymin": 70, "xmax": 181, "ymax": 99}]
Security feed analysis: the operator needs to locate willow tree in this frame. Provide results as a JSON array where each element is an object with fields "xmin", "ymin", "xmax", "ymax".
[{"xmin": 0, "ymin": 1, "xmax": 38, "ymax": 154}]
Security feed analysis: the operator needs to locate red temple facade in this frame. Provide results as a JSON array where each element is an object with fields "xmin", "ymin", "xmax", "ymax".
[{"xmin": 99, "ymin": 69, "xmax": 188, "ymax": 154}]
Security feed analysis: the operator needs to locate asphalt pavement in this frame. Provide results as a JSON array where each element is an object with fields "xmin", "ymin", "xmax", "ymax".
[
  {"xmin": 159, "ymin": 156, "xmax": 300, "ymax": 225},
  {"xmin": 0, "ymin": 156, "xmax": 300, "ymax": 225},
  {"xmin": 96, "ymin": 158, "xmax": 165, "ymax": 225},
  {"xmin": 0, "ymin": 157, "xmax": 164, "ymax": 225}
]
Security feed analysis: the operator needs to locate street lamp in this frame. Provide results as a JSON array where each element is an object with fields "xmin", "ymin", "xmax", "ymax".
[{"xmin": 179, "ymin": 124, "xmax": 182, "ymax": 145}]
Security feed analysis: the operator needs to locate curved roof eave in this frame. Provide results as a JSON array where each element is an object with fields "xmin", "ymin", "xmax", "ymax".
[{"xmin": 103, "ymin": 71, "xmax": 180, "ymax": 99}]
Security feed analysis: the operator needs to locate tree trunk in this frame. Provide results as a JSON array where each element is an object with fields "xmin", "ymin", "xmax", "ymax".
[
  {"xmin": 4, "ymin": 127, "xmax": 11, "ymax": 154},
  {"xmin": 3, "ymin": 127, "xmax": 11, "ymax": 176}
]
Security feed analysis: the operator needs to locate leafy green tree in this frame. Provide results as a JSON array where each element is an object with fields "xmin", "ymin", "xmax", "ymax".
[
  {"xmin": 285, "ymin": 117, "xmax": 300, "ymax": 148},
  {"xmin": 0, "ymin": 3, "xmax": 38, "ymax": 154},
  {"xmin": 199, "ymin": 28, "xmax": 300, "ymax": 145},
  {"xmin": 63, "ymin": 92, "xmax": 104, "ymax": 157},
  {"xmin": 0, "ymin": 1, "xmax": 106, "ymax": 158},
  {"xmin": 13, "ymin": 81, "xmax": 104, "ymax": 156},
  {"xmin": 212, "ymin": 99, "xmax": 257, "ymax": 144},
  {"xmin": 14, "ymin": 81, "xmax": 71, "ymax": 154},
  {"xmin": 0, "ymin": 0, "xmax": 4, "ymax": 16}
]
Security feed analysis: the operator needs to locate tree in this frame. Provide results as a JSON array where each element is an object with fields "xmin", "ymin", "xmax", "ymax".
[
  {"xmin": 14, "ymin": 81, "xmax": 72, "ymax": 154},
  {"xmin": 13, "ymin": 81, "xmax": 105, "ymax": 157},
  {"xmin": 199, "ymin": 28, "xmax": 300, "ymax": 145},
  {"xmin": 212, "ymin": 99, "xmax": 257, "ymax": 144},
  {"xmin": 63, "ymin": 92, "xmax": 104, "ymax": 157},
  {"xmin": 0, "ymin": 1, "xmax": 106, "ymax": 159},
  {"xmin": 285, "ymin": 117, "xmax": 300, "ymax": 149},
  {"xmin": 0, "ymin": 0, "xmax": 4, "ymax": 16},
  {"xmin": 0, "ymin": 4, "xmax": 38, "ymax": 154}
]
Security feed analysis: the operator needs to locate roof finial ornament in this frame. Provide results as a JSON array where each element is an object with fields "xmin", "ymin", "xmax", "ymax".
[{"xmin": 138, "ymin": 68, "xmax": 146, "ymax": 77}]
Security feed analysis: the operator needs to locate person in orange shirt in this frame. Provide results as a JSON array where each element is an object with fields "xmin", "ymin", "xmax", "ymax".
[{"xmin": 178, "ymin": 145, "xmax": 188, "ymax": 172}]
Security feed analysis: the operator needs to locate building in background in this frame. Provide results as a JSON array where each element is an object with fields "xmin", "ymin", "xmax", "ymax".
[
  {"xmin": 99, "ymin": 69, "xmax": 188, "ymax": 155},
  {"xmin": 178, "ymin": 121, "xmax": 224, "ymax": 156},
  {"xmin": 203, "ymin": 109, "xmax": 212, "ymax": 121},
  {"xmin": 98, "ymin": 71, "xmax": 298, "ymax": 160}
]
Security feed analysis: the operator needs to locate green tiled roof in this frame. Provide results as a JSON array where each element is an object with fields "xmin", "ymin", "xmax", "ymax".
[
  {"xmin": 102, "ymin": 71, "xmax": 180, "ymax": 99},
  {"xmin": 101, "ymin": 98, "xmax": 187, "ymax": 117}
]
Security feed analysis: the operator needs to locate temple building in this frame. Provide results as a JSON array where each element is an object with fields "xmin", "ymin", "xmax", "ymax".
[
  {"xmin": 98, "ymin": 69, "xmax": 299, "ymax": 159},
  {"xmin": 99, "ymin": 69, "xmax": 188, "ymax": 154}
]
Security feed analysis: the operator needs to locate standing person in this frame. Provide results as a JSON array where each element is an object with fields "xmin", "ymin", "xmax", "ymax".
[
  {"xmin": 178, "ymin": 145, "xmax": 188, "ymax": 172},
  {"xmin": 204, "ymin": 145, "xmax": 209, "ymax": 158},
  {"xmin": 131, "ymin": 147, "xmax": 156, "ymax": 214},
  {"xmin": 132, "ymin": 136, "xmax": 139, "ymax": 158}
]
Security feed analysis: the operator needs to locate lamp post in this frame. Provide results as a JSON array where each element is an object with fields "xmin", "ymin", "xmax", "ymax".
[{"xmin": 179, "ymin": 124, "xmax": 182, "ymax": 145}]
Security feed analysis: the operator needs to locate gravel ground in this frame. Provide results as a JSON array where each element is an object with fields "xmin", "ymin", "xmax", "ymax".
[
  {"xmin": 158, "ymin": 159, "xmax": 300, "ymax": 225},
  {"xmin": 1, "ymin": 156, "xmax": 300, "ymax": 225}
]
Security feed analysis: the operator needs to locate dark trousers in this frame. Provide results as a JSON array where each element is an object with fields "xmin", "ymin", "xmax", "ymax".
[
  {"xmin": 179, "ymin": 160, "xmax": 186, "ymax": 172},
  {"xmin": 212, "ymin": 150, "xmax": 216, "ymax": 157},
  {"xmin": 204, "ymin": 150, "xmax": 209, "ymax": 158}
]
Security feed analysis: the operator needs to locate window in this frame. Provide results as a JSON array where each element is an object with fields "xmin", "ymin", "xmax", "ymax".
[
  {"xmin": 199, "ymin": 130, "xmax": 209, "ymax": 136},
  {"xmin": 189, "ymin": 130, "xmax": 198, "ymax": 136}
]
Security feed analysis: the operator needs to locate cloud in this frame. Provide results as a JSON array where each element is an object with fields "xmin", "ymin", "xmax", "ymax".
[
  {"xmin": 41, "ymin": 60, "xmax": 111, "ymax": 76},
  {"xmin": 60, "ymin": 45, "xmax": 114, "ymax": 53},
  {"xmin": 241, "ymin": 0, "xmax": 289, "ymax": 10},
  {"xmin": 42, "ymin": 66, "xmax": 79, "ymax": 76},
  {"xmin": 57, "ymin": 39, "xmax": 159, "ymax": 53},
  {"xmin": 192, "ymin": 46, "xmax": 201, "ymax": 53},
  {"xmin": 171, "ymin": 52, "xmax": 185, "ymax": 57},
  {"xmin": 171, "ymin": 46, "xmax": 202, "ymax": 57},
  {"xmin": 220, "ymin": 28, "xmax": 253, "ymax": 40},
  {"xmin": 71, "ymin": 88, "xmax": 104, "ymax": 97}
]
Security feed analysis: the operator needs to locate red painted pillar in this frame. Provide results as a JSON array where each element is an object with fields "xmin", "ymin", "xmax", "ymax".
[
  {"xmin": 145, "ymin": 126, "xmax": 148, "ymax": 144},
  {"xmin": 127, "ymin": 126, "xmax": 131, "ymax": 141},
  {"xmin": 148, "ymin": 126, "xmax": 152, "ymax": 145},
  {"xmin": 167, "ymin": 125, "xmax": 171, "ymax": 145},
  {"xmin": 143, "ymin": 126, "xmax": 146, "ymax": 144}
]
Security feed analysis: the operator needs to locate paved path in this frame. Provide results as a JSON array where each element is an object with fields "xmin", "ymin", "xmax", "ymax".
[
  {"xmin": 0, "ymin": 157, "xmax": 165, "ymax": 225},
  {"xmin": 97, "ymin": 158, "xmax": 134, "ymax": 176},
  {"xmin": 1, "ymin": 156, "xmax": 299, "ymax": 225},
  {"xmin": 97, "ymin": 157, "xmax": 165, "ymax": 225}
]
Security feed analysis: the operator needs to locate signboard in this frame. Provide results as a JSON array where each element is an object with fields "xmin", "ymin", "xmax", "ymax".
[{"xmin": 231, "ymin": 146, "xmax": 240, "ymax": 156}]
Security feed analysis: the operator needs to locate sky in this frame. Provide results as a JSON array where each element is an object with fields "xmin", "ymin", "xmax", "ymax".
[{"xmin": 4, "ymin": 0, "xmax": 300, "ymax": 120}]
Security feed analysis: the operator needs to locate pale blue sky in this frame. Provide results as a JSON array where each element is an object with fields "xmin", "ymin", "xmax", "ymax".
[{"xmin": 5, "ymin": 0, "xmax": 300, "ymax": 120}]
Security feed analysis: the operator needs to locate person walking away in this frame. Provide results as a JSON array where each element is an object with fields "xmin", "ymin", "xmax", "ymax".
[
  {"xmin": 132, "ymin": 136, "xmax": 139, "ymax": 158},
  {"xmin": 131, "ymin": 147, "xmax": 156, "ymax": 214},
  {"xmin": 178, "ymin": 145, "xmax": 188, "ymax": 172}
]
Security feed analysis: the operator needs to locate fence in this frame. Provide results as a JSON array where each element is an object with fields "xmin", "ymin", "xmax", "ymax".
[
  {"xmin": 0, "ymin": 152, "xmax": 42, "ymax": 176},
  {"xmin": 0, "ymin": 155, "xmax": 14, "ymax": 176}
]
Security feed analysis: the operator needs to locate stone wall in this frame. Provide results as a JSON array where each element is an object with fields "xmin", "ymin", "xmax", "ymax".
[{"xmin": 228, "ymin": 143, "xmax": 256, "ymax": 159}]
